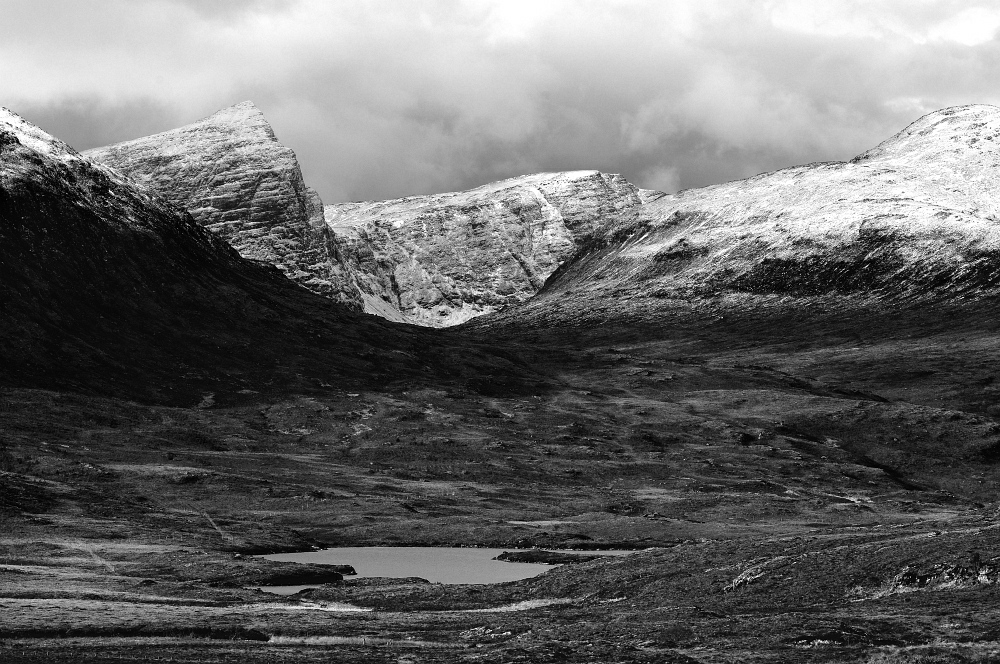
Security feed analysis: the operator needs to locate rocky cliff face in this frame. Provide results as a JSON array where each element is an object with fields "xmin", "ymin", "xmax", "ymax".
[
  {"xmin": 521, "ymin": 105, "xmax": 1000, "ymax": 322},
  {"xmin": 84, "ymin": 102, "xmax": 335, "ymax": 298},
  {"xmin": 324, "ymin": 170, "xmax": 651, "ymax": 326}
]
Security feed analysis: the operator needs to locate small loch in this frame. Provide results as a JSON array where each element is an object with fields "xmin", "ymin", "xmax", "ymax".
[{"xmin": 260, "ymin": 546, "xmax": 633, "ymax": 589}]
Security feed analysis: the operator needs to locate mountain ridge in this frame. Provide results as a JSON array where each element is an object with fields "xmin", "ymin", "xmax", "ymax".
[
  {"xmin": 509, "ymin": 103, "xmax": 1000, "ymax": 326},
  {"xmin": 78, "ymin": 101, "xmax": 1000, "ymax": 330},
  {"xmin": 324, "ymin": 169, "xmax": 651, "ymax": 326},
  {"xmin": 86, "ymin": 103, "xmax": 656, "ymax": 326}
]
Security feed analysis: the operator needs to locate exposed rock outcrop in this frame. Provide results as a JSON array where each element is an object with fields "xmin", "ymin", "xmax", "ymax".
[
  {"xmin": 520, "ymin": 104, "xmax": 1000, "ymax": 322},
  {"xmin": 325, "ymin": 171, "xmax": 651, "ymax": 326},
  {"xmin": 494, "ymin": 550, "xmax": 607, "ymax": 565},
  {"xmin": 84, "ymin": 102, "xmax": 336, "ymax": 298}
]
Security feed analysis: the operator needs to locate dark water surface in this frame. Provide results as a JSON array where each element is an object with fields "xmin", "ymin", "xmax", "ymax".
[{"xmin": 261, "ymin": 546, "xmax": 633, "ymax": 586}]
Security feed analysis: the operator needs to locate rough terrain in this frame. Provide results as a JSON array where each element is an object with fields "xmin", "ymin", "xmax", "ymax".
[
  {"xmin": 5, "ymin": 105, "xmax": 1000, "ymax": 663},
  {"xmin": 6, "ymin": 305, "xmax": 1000, "ymax": 662}
]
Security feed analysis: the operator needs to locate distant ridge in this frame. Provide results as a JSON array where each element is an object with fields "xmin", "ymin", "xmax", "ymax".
[
  {"xmin": 84, "ymin": 102, "xmax": 1000, "ymax": 331},
  {"xmin": 323, "ymin": 170, "xmax": 652, "ymax": 326},
  {"xmin": 508, "ymin": 104, "xmax": 1000, "ymax": 324},
  {"xmin": 88, "ymin": 107, "xmax": 657, "ymax": 326}
]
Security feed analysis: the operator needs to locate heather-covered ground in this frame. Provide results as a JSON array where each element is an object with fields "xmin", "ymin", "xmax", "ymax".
[{"xmin": 6, "ymin": 302, "xmax": 1000, "ymax": 662}]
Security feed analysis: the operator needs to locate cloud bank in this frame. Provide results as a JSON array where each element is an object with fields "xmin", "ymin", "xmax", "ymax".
[{"xmin": 2, "ymin": 0, "xmax": 999, "ymax": 203}]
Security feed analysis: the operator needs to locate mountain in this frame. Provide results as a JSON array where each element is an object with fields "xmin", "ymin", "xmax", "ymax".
[
  {"xmin": 324, "ymin": 170, "xmax": 654, "ymax": 326},
  {"xmin": 518, "ymin": 104, "xmax": 1000, "ymax": 324},
  {"xmin": 85, "ymin": 103, "xmax": 663, "ymax": 327},
  {"xmin": 87, "ymin": 102, "xmax": 1000, "ymax": 331},
  {"xmin": 84, "ymin": 102, "xmax": 336, "ymax": 299},
  {"xmin": 0, "ymin": 107, "xmax": 520, "ymax": 403}
]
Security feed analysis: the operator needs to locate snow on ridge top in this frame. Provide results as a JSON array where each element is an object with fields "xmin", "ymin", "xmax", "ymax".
[
  {"xmin": 0, "ymin": 106, "xmax": 79, "ymax": 160},
  {"xmin": 202, "ymin": 100, "xmax": 268, "ymax": 126},
  {"xmin": 854, "ymin": 103, "xmax": 1000, "ymax": 164},
  {"xmin": 85, "ymin": 101, "xmax": 276, "ymax": 157},
  {"xmin": 412, "ymin": 170, "xmax": 610, "ymax": 200},
  {"xmin": 171, "ymin": 100, "xmax": 277, "ymax": 142},
  {"xmin": 190, "ymin": 101, "xmax": 273, "ymax": 141},
  {"xmin": 477, "ymin": 170, "xmax": 602, "ymax": 191},
  {"xmin": 324, "ymin": 170, "xmax": 613, "ymax": 210}
]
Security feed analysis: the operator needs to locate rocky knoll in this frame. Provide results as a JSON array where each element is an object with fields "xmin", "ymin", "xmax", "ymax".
[
  {"xmin": 84, "ymin": 102, "xmax": 335, "ymax": 297},
  {"xmin": 520, "ymin": 104, "xmax": 1000, "ymax": 322},
  {"xmin": 325, "ymin": 171, "xmax": 652, "ymax": 326},
  {"xmin": 0, "ymin": 107, "xmax": 501, "ymax": 403}
]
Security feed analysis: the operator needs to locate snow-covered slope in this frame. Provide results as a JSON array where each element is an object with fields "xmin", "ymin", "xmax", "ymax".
[
  {"xmin": 324, "ymin": 170, "xmax": 650, "ymax": 326},
  {"xmin": 528, "ymin": 105, "xmax": 1000, "ymax": 318}
]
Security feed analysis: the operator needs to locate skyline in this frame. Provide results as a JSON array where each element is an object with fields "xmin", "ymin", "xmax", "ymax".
[{"xmin": 3, "ymin": 0, "xmax": 999, "ymax": 204}]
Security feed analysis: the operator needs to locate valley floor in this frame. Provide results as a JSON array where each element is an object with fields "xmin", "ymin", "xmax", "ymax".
[{"xmin": 6, "ymin": 302, "xmax": 1000, "ymax": 662}]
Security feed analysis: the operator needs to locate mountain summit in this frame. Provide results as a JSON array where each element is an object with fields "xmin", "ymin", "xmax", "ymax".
[
  {"xmin": 85, "ymin": 102, "xmax": 1000, "ymax": 330},
  {"xmin": 85, "ymin": 102, "xmax": 332, "ymax": 297}
]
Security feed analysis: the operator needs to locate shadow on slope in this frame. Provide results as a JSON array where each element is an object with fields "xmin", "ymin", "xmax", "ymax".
[{"xmin": 0, "ymin": 110, "xmax": 544, "ymax": 406}]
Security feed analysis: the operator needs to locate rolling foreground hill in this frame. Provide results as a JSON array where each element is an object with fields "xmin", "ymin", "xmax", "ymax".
[{"xmin": 6, "ymin": 105, "xmax": 1000, "ymax": 663}]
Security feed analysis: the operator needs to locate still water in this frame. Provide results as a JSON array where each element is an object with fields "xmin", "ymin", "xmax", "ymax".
[{"xmin": 261, "ymin": 546, "xmax": 631, "ymax": 586}]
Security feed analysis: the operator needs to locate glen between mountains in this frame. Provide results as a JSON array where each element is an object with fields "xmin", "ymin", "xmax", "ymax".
[{"xmin": 5, "ymin": 103, "xmax": 1000, "ymax": 663}]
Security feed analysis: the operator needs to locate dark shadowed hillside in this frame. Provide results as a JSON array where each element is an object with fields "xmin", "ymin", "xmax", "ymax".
[{"xmin": 0, "ymin": 107, "xmax": 531, "ymax": 405}]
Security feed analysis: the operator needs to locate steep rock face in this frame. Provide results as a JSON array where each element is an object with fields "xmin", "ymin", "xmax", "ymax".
[
  {"xmin": 0, "ymin": 107, "xmax": 470, "ymax": 402},
  {"xmin": 324, "ymin": 171, "xmax": 650, "ymax": 326},
  {"xmin": 84, "ymin": 102, "xmax": 335, "ymax": 297},
  {"xmin": 524, "ymin": 105, "xmax": 1000, "ymax": 321}
]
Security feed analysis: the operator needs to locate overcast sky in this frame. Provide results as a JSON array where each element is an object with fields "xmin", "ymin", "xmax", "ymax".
[{"xmin": 3, "ymin": 0, "xmax": 999, "ymax": 203}]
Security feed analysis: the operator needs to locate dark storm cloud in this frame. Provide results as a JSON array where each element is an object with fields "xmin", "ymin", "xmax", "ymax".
[{"xmin": 2, "ymin": 1, "xmax": 1000, "ymax": 203}]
